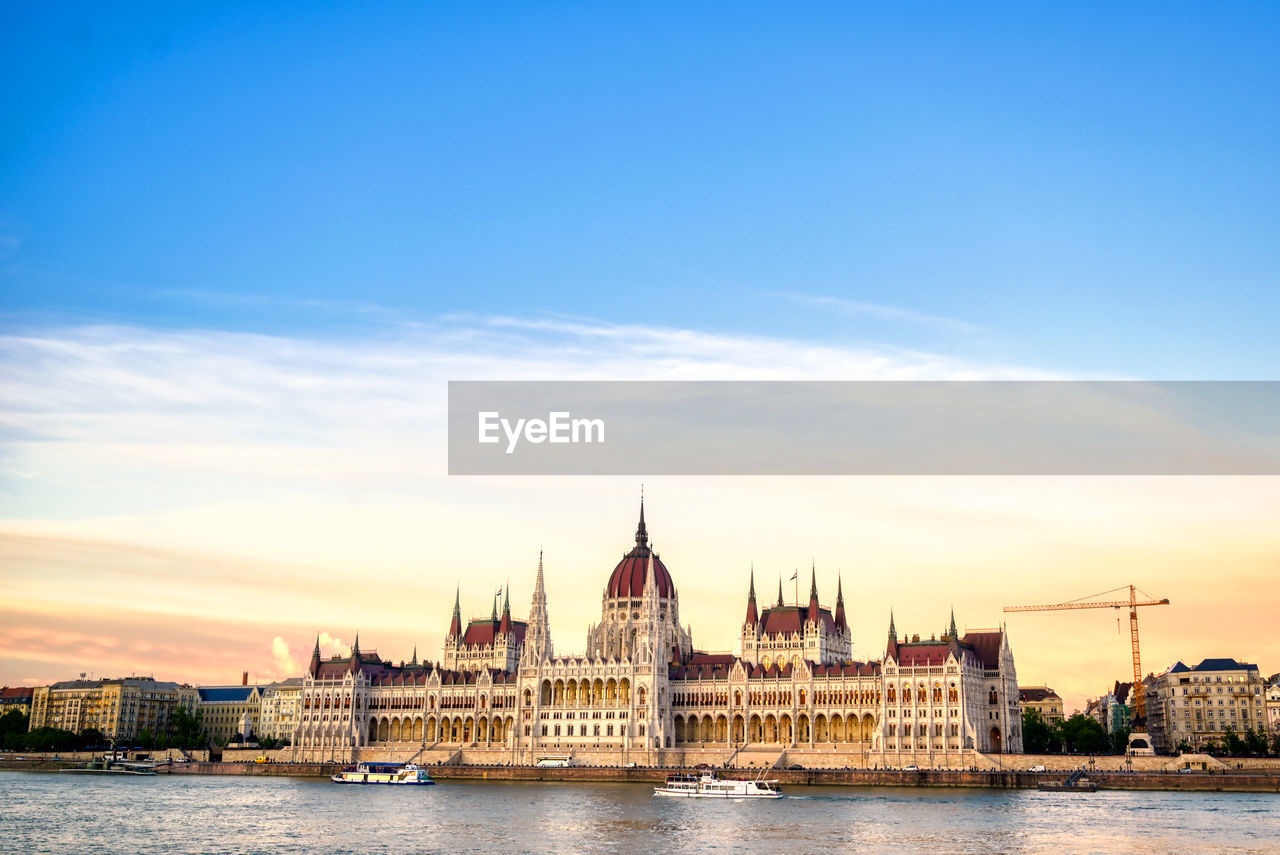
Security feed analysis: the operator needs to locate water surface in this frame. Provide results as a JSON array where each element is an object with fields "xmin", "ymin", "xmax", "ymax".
[{"xmin": 3, "ymin": 771, "xmax": 1276, "ymax": 854}]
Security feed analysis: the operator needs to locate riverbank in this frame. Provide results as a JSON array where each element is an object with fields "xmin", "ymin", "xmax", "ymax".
[
  {"xmin": 4, "ymin": 756, "xmax": 1278, "ymax": 792},
  {"xmin": 43, "ymin": 758, "xmax": 1280, "ymax": 792}
]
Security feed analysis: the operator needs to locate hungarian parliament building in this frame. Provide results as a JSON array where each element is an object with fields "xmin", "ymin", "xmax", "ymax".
[{"xmin": 291, "ymin": 501, "xmax": 1023, "ymax": 765}]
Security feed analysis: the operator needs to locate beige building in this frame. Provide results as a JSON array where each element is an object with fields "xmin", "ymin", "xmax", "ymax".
[
  {"xmin": 1146, "ymin": 658, "xmax": 1265, "ymax": 753},
  {"xmin": 259, "ymin": 678, "xmax": 303, "ymax": 743},
  {"xmin": 29, "ymin": 677, "xmax": 197, "ymax": 741},
  {"xmin": 291, "ymin": 500, "xmax": 1022, "ymax": 764},
  {"xmin": 197, "ymin": 685, "xmax": 263, "ymax": 744},
  {"xmin": 1265, "ymin": 676, "xmax": 1280, "ymax": 734},
  {"xmin": 1018, "ymin": 686, "xmax": 1064, "ymax": 725}
]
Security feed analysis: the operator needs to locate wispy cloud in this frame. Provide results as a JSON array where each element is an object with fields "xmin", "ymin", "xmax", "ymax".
[{"xmin": 766, "ymin": 291, "xmax": 984, "ymax": 335}]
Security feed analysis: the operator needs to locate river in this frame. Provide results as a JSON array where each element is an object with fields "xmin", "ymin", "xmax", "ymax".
[{"xmin": 2, "ymin": 771, "xmax": 1277, "ymax": 854}]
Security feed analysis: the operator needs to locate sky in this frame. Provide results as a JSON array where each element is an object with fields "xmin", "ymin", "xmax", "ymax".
[{"xmin": 1, "ymin": 3, "xmax": 1278, "ymax": 714}]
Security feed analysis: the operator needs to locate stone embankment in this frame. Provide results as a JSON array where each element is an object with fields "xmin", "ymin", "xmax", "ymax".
[
  {"xmin": 159, "ymin": 761, "xmax": 1280, "ymax": 792},
  {"xmin": 4, "ymin": 755, "xmax": 1277, "ymax": 791}
]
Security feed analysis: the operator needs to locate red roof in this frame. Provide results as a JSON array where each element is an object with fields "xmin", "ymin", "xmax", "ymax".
[
  {"xmin": 758, "ymin": 605, "xmax": 836, "ymax": 636},
  {"xmin": 605, "ymin": 546, "xmax": 675, "ymax": 599},
  {"xmin": 895, "ymin": 644, "xmax": 951, "ymax": 667},
  {"xmin": 962, "ymin": 631, "xmax": 1003, "ymax": 669},
  {"xmin": 0, "ymin": 686, "xmax": 34, "ymax": 701},
  {"xmin": 461, "ymin": 618, "xmax": 528, "ymax": 648}
]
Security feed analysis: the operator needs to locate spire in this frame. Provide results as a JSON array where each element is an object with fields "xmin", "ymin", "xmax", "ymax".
[
  {"xmin": 776, "ymin": 575, "xmax": 784, "ymax": 608},
  {"xmin": 309, "ymin": 634, "xmax": 321, "ymax": 677},
  {"xmin": 807, "ymin": 564, "xmax": 820, "ymax": 623},
  {"xmin": 834, "ymin": 573, "xmax": 847, "ymax": 630},
  {"xmin": 524, "ymin": 550, "xmax": 552, "ymax": 661},
  {"xmin": 410, "ymin": 644, "xmax": 418, "ymax": 666},
  {"xmin": 349, "ymin": 633, "xmax": 361, "ymax": 674},
  {"xmin": 886, "ymin": 610, "xmax": 899, "ymax": 659},
  {"xmin": 499, "ymin": 584, "xmax": 512, "ymax": 634},
  {"xmin": 745, "ymin": 565, "xmax": 759, "ymax": 626},
  {"xmin": 491, "ymin": 590, "xmax": 499, "ymax": 621},
  {"xmin": 949, "ymin": 607, "xmax": 958, "ymax": 640},
  {"xmin": 448, "ymin": 586, "xmax": 462, "ymax": 639},
  {"xmin": 635, "ymin": 488, "xmax": 648, "ymax": 548},
  {"xmin": 888, "ymin": 610, "xmax": 897, "ymax": 643}
]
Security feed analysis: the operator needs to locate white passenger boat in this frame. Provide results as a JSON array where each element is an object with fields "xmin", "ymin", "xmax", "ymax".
[
  {"xmin": 331, "ymin": 762, "xmax": 434, "ymax": 785},
  {"xmin": 654, "ymin": 770, "xmax": 782, "ymax": 799}
]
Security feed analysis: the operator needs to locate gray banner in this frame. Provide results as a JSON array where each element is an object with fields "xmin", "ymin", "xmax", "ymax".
[{"xmin": 447, "ymin": 381, "xmax": 1280, "ymax": 475}]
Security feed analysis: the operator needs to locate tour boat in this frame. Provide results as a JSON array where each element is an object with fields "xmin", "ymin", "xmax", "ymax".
[
  {"xmin": 653, "ymin": 770, "xmax": 782, "ymax": 799},
  {"xmin": 61, "ymin": 757, "xmax": 159, "ymax": 775},
  {"xmin": 331, "ymin": 762, "xmax": 434, "ymax": 785}
]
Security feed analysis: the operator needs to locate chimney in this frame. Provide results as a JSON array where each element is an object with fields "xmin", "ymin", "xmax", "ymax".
[{"xmin": 242, "ymin": 671, "xmax": 248, "ymax": 686}]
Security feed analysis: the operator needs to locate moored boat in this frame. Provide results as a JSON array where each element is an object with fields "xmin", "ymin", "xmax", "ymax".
[
  {"xmin": 61, "ymin": 757, "xmax": 160, "ymax": 775},
  {"xmin": 654, "ymin": 770, "xmax": 782, "ymax": 799},
  {"xmin": 331, "ymin": 762, "xmax": 434, "ymax": 785}
]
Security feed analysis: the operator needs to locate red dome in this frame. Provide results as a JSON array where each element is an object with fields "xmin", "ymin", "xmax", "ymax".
[
  {"xmin": 605, "ymin": 498, "xmax": 676, "ymax": 599},
  {"xmin": 606, "ymin": 546, "xmax": 675, "ymax": 599}
]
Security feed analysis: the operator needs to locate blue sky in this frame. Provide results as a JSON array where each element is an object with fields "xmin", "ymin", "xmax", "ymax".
[{"xmin": 3, "ymin": 2, "xmax": 1277, "ymax": 377}]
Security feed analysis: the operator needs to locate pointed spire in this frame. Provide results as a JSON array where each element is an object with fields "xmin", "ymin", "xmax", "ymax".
[
  {"xmin": 448, "ymin": 585, "xmax": 462, "ymax": 639},
  {"xmin": 949, "ymin": 607, "xmax": 958, "ymax": 640},
  {"xmin": 349, "ymin": 633, "xmax": 361, "ymax": 673},
  {"xmin": 499, "ymin": 583, "xmax": 512, "ymax": 634},
  {"xmin": 745, "ymin": 565, "xmax": 759, "ymax": 626},
  {"xmin": 309, "ymin": 634, "xmax": 322, "ymax": 677},
  {"xmin": 834, "ymin": 573, "xmax": 847, "ymax": 630},
  {"xmin": 635, "ymin": 487, "xmax": 649, "ymax": 548},
  {"xmin": 410, "ymin": 644, "xmax": 418, "ymax": 666},
  {"xmin": 491, "ymin": 589, "xmax": 498, "ymax": 621},
  {"xmin": 888, "ymin": 610, "xmax": 897, "ymax": 643},
  {"xmin": 807, "ymin": 565, "xmax": 820, "ymax": 622}
]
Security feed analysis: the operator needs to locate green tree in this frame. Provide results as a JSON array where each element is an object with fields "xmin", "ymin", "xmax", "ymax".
[
  {"xmin": 1222, "ymin": 726, "xmax": 1245, "ymax": 756},
  {"xmin": 0, "ymin": 708, "xmax": 29, "ymax": 741},
  {"xmin": 1058, "ymin": 714, "xmax": 1107, "ymax": 754},
  {"xmin": 1175, "ymin": 738, "xmax": 1193, "ymax": 755},
  {"xmin": 1109, "ymin": 726, "xmax": 1132, "ymax": 755},
  {"xmin": 77, "ymin": 728, "xmax": 105, "ymax": 750},
  {"xmin": 1244, "ymin": 727, "xmax": 1268, "ymax": 756},
  {"xmin": 169, "ymin": 707, "xmax": 206, "ymax": 749},
  {"xmin": 1021, "ymin": 709, "xmax": 1060, "ymax": 754}
]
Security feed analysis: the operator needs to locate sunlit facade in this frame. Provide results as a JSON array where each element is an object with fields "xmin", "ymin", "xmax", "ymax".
[{"xmin": 290, "ymin": 501, "xmax": 1021, "ymax": 763}]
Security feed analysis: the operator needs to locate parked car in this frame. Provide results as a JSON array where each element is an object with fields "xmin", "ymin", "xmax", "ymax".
[
  {"xmin": 1027, "ymin": 764, "xmax": 1047, "ymax": 773},
  {"xmin": 901, "ymin": 765, "xmax": 919, "ymax": 771}
]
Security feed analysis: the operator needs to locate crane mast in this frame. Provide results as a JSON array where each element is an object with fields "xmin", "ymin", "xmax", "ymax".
[{"xmin": 1004, "ymin": 585, "xmax": 1169, "ymax": 724}]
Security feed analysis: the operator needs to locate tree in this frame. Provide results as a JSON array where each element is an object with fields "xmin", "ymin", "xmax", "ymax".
[
  {"xmin": 1109, "ymin": 726, "xmax": 1132, "ymax": 755},
  {"xmin": 77, "ymin": 728, "xmax": 105, "ymax": 750},
  {"xmin": 1175, "ymin": 738, "xmax": 1193, "ymax": 755},
  {"xmin": 169, "ymin": 707, "xmax": 206, "ymax": 749},
  {"xmin": 1244, "ymin": 727, "xmax": 1268, "ymax": 756},
  {"xmin": 1222, "ymin": 726, "xmax": 1245, "ymax": 757},
  {"xmin": 1058, "ymin": 714, "xmax": 1107, "ymax": 754},
  {"xmin": 0, "ymin": 708, "xmax": 28, "ymax": 741},
  {"xmin": 1021, "ymin": 709, "xmax": 1058, "ymax": 754}
]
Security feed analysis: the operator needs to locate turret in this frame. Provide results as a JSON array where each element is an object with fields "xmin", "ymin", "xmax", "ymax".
[
  {"xmin": 448, "ymin": 586, "xmax": 462, "ymax": 639},
  {"xmin": 499, "ymin": 587, "xmax": 512, "ymax": 635},
  {"xmin": 309, "ymin": 634, "xmax": 321, "ymax": 678},
  {"xmin": 349, "ymin": 633, "xmax": 361, "ymax": 674},
  {"xmin": 807, "ymin": 565, "xmax": 820, "ymax": 623},
  {"xmin": 834, "ymin": 574, "xmax": 847, "ymax": 631},
  {"xmin": 745, "ymin": 567, "xmax": 759, "ymax": 626}
]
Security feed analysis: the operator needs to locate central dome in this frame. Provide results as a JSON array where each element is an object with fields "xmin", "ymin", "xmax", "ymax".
[{"xmin": 604, "ymin": 500, "xmax": 676, "ymax": 599}]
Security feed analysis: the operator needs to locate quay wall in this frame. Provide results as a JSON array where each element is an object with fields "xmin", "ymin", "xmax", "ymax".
[{"xmin": 158, "ymin": 761, "xmax": 1280, "ymax": 792}]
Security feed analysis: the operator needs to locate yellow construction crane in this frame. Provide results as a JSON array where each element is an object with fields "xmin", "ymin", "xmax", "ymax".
[{"xmin": 1004, "ymin": 585, "xmax": 1170, "ymax": 725}]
